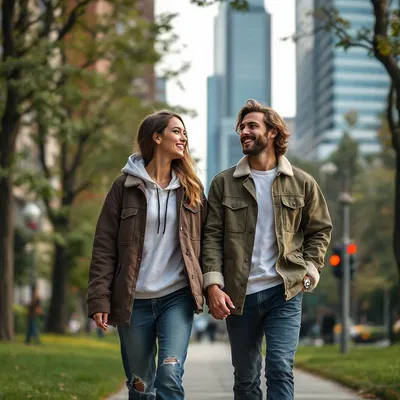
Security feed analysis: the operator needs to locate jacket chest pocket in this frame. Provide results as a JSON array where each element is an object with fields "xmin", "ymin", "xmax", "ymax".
[
  {"xmin": 118, "ymin": 207, "xmax": 139, "ymax": 244},
  {"xmin": 183, "ymin": 203, "xmax": 201, "ymax": 240},
  {"xmin": 222, "ymin": 198, "xmax": 248, "ymax": 233},
  {"xmin": 280, "ymin": 195, "xmax": 304, "ymax": 233}
]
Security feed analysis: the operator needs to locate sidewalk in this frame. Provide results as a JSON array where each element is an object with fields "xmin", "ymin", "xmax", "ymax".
[{"xmin": 107, "ymin": 342, "xmax": 362, "ymax": 400}]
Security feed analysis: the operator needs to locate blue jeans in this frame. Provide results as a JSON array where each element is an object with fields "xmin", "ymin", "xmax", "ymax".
[
  {"xmin": 226, "ymin": 284, "xmax": 303, "ymax": 400},
  {"xmin": 25, "ymin": 316, "xmax": 40, "ymax": 344},
  {"xmin": 117, "ymin": 287, "xmax": 195, "ymax": 400}
]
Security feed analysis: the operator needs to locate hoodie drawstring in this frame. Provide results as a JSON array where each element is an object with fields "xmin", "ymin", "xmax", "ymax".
[
  {"xmin": 163, "ymin": 190, "xmax": 171, "ymax": 234},
  {"xmin": 156, "ymin": 188, "xmax": 171, "ymax": 235}
]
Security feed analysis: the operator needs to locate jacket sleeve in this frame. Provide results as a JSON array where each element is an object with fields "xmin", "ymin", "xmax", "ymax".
[
  {"xmin": 86, "ymin": 178, "xmax": 123, "ymax": 318},
  {"xmin": 301, "ymin": 179, "xmax": 333, "ymax": 274},
  {"xmin": 201, "ymin": 177, "xmax": 225, "ymax": 290}
]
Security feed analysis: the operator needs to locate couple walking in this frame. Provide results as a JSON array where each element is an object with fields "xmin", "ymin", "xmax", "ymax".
[{"xmin": 87, "ymin": 99, "xmax": 332, "ymax": 400}]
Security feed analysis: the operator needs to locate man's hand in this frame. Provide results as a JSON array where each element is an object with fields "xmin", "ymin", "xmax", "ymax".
[
  {"xmin": 94, "ymin": 312, "xmax": 108, "ymax": 331},
  {"xmin": 207, "ymin": 285, "xmax": 235, "ymax": 320}
]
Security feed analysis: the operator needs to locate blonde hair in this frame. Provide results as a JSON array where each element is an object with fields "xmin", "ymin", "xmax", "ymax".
[{"xmin": 137, "ymin": 110, "xmax": 203, "ymax": 206}]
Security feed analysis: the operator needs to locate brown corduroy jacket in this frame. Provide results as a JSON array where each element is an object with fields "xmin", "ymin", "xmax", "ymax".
[{"xmin": 87, "ymin": 174, "xmax": 207, "ymax": 326}]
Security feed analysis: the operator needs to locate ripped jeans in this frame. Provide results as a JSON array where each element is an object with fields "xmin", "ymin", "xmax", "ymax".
[{"xmin": 117, "ymin": 286, "xmax": 195, "ymax": 400}]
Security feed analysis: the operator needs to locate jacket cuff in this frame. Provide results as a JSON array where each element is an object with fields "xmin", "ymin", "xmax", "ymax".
[
  {"xmin": 304, "ymin": 261, "xmax": 320, "ymax": 292},
  {"xmin": 87, "ymin": 298, "xmax": 111, "ymax": 319},
  {"xmin": 203, "ymin": 272, "xmax": 225, "ymax": 290}
]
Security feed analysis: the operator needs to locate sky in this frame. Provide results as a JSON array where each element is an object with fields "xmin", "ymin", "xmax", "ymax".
[{"xmin": 155, "ymin": 0, "xmax": 296, "ymax": 180}]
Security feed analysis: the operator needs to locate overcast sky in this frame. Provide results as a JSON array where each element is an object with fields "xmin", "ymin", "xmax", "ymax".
[{"xmin": 155, "ymin": 0, "xmax": 296, "ymax": 180}]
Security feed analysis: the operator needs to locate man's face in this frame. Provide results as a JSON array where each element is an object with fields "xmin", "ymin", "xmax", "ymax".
[{"xmin": 238, "ymin": 112, "xmax": 269, "ymax": 156}]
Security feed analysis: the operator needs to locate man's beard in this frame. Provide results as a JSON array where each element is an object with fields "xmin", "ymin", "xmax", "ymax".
[{"xmin": 242, "ymin": 135, "xmax": 268, "ymax": 156}]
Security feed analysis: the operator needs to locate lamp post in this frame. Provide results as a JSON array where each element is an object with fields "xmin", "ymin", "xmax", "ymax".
[
  {"xmin": 320, "ymin": 162, "xmax": 338, "ymax": 189},
  {"xmin": 22, "ymin": 203, "xmax": 42, "ymax": 297},
  {"xmin": 339, "ymin": 191, "xmax": 354, "ymax": 355}
]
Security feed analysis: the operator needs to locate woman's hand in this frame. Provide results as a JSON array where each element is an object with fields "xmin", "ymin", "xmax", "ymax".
[{"xmin": 94, "ymin": 312, "xmax": 109, "ymax": 331}]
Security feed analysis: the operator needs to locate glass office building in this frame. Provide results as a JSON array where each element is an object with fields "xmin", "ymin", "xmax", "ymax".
[
  {"xmin": 207, "ymin": 0, "xmax": 272, "ymax": 186},
  {"xmin": 296, "ymin": 0, "xmax": 390, "ymax": 160}
]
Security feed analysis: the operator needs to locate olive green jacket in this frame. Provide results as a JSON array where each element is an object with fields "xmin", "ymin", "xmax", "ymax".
[{"xmin": 202, "ymin": 156, "xmax": 332, "ymax": 315}]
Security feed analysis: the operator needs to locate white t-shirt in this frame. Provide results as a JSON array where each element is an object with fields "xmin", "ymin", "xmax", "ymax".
[{"xmin": 247, "ymin": 167, "xmax": 283, "ymax": 295}]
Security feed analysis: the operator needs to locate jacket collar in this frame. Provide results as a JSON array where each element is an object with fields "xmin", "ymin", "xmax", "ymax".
[
  {"xmin": 233, "ymin": 155, "xmax": 294, "ymax": 178},
  {"xmin": 124, "ymin": 174, "xmax": 143, "ymax": 187}
]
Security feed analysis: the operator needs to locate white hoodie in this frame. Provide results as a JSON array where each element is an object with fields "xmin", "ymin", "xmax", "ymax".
[{"xmin": 121, "ymin": 154, "xmax": 187, "ymax": 299}]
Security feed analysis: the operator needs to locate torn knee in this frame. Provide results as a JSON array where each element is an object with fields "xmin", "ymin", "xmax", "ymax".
[
  {"xmin": 128, "ymin": 376, "xmax": 146, "ymax": 392},
  {"xmin": 162, "ymin": 356, "xmax": 179, "ymax": 366}
]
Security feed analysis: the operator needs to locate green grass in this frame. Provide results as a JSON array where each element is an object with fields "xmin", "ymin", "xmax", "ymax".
[
  {"xmin": 0, "ymin": 334, "xmax": 125, "ymax": 399},
  {"xmin": 295, "ymin": 344, "xmax": 400, "ymax": 400}
]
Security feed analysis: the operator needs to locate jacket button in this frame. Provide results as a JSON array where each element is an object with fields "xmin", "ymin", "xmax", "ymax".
[
  {"xmin": 186, "ymin": 250, "xmax": 191, "ymax": 256},
  {"xmin": 180, "ymin": 227, "xmax": 183, "ymax": 231},
  {"xmin": 138, "ymin": 258, "xmax": 141, "ymax": 262},
  {"xmin": 244, "ymin": 258, "xmax": 248, "ymax": 263},
  {"xmin": 232, "ymin": 203, "xmax": 236, "ymax": 208},
  {"xmin": 192, "ymin": 274, "xmax": 196, "ymax": 279}
]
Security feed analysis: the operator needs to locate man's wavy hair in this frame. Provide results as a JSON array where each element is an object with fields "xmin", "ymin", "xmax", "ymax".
[{"xmin": 235, "ymin": 99, "xmax": 291, "ymax": 158}]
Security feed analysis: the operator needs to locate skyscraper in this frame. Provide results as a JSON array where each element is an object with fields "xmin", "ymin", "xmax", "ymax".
[
  {"xmin": 296, "ymin": 0, "xmax": 390, "ymax": 160},
  {"xmin": 207, "ymin": 0, "xmax": 272, "ymax": 186}
]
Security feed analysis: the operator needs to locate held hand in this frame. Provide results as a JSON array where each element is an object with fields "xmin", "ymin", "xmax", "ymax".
[
  {"xmin": 207, "ymin": 285, "xmax": 235, "ymax": 320},
  {"xmin": 94, "ymin": 312, "xmax": 108, "ymax": 331}
]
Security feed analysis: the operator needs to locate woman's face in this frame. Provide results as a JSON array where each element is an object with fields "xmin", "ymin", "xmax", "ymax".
[{"xmin": 155, "ymin": 117, "xmax": 187, "ymax": 160}]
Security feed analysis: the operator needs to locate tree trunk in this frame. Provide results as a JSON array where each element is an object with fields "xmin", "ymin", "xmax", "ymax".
[
  {"xmin": 0, "ymin": 177, "xmax": 15, "ymax": 341},
  {"xmin": 0, "ymin": 90, "xmax": 21, "ymax": 342},
  {"xmin": 46, "ymin": 240, "xmax": 69, "ymax": 333},
  {"xmin": 394, "ymin": 152, "xmax": 400, "ymax": 277}
]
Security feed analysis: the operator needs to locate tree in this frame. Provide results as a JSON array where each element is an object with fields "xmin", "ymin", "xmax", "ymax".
[
  {"xmin": 27, "ymin": 3, "xmax": 183, "ymax": 333},
  {"xmin": 1, "ymin": 0, "xmax": 186, "ymax": 338},
  {"xmin": 0, "ymin": 0, "xmax": 96, "ymax": 341}
]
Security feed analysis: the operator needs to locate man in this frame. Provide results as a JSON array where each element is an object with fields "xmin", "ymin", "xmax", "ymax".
[{"xmin": 202, "ymin": 99, "xmax": 332, "ymax": 399}]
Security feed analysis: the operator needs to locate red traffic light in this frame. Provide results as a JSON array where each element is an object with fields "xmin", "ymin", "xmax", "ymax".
[
  {"xmin": 346, "ymin": 243, "xmax": 357, "ymax": 255},
  {"xmin": 330, "ymin": 254, "xmax": 341, "ymax": 267}
]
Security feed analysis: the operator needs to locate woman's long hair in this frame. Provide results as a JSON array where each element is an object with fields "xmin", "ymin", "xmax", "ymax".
[{"xmin": 136, "ymin": 110, "xmax": 203, "ymax": 206}]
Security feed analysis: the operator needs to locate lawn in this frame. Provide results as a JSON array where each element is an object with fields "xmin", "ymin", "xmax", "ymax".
[
  {"xmin": 295, "ymin": 344, "xmax": 400, "ymax": 400},
  {"xmin": 0, "ymin": 334, "xmax": 125, "ymax": 400}
]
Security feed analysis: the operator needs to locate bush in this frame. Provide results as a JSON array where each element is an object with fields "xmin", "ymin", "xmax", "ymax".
[{"xmin": 13, "ymin": 304, "xmax": 27, "ymax": 334}]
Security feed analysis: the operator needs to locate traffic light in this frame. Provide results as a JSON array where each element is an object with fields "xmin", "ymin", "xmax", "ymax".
[
  {"xmin": 330, "ymin": 245, "xmax": 342, "ymax": 278},
  {"xmin": 329, "ymin": 243, "xmax": 357, "ymax": 279}
]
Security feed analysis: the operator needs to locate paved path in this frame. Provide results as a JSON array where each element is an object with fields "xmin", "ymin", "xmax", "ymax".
[{"xmin": 107, "ymin": 342, "xmax": 362, "ymax": 400}]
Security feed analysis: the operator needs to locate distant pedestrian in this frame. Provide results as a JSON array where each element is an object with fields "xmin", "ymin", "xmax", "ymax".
[
  {"xmin": 25, "ymin": 288, "xmax": 42, "ymax": 345},
  {"xmin": 87, "ymin": 110, "xmax": 207, "ymax": 400},
  {"xmin": 321, "ymin": 310, "xmax": 336, "ymax": 344},
  {"xmin": 206, "ymin": 320, "xmax": 218, "ymax": 343}
]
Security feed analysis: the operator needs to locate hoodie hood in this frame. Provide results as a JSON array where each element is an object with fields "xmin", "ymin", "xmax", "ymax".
[{"xmin": 121, "ymin": 153, "xmax": 181, "ymax": 190}]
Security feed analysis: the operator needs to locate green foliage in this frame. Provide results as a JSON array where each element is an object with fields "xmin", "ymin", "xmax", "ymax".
[
  {"xmin": 296, "ymin": 345, "xmax": 400, "ymax": 400},
  {"xmin": 14, "ymin": 227, "xmax": 32, "ymax": 286},
  {"xmin": 13, "ymin": 304, "xmax": 27, "ymax": 335},
  {"xmin": 190, "ymin": 0, "xmax": 248, "ymax": 11},
  {"xmin": 0, "ymin": 335, "xmax": 123, "ymax": 399}
]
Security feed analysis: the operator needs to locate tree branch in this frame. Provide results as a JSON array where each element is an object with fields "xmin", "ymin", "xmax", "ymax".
[
  {"xmin": 57, "ymin": 0, "xmax": 92, "ymax": 41},
  {"xmin": 371, "ymin": 0, "xmax": 400, "ymax": 86},
  {"xmin": 15, "ymin": 0, "xmax": 29, "ymax": 35},
  {"xmin": 73, "ymin": 180, "xmax": 92, "ymax": 197},
  {"xmin": 65, "ymin": 98, "xmax": 112, "ymax": 181},
  {"xmin": 37, "ymin": 119, "xmax": 51, "ymax": 181}
]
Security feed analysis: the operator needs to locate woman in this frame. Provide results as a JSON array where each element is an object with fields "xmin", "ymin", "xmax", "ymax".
[{"xmin": 87, "ymin": 110, "xmax": 206, "ymax": 400}]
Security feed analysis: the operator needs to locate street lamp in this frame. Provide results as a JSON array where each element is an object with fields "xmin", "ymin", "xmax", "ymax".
[
  {"xmin": 22, "ymin": 203, "xmax": 42, "ymax": 297},
  {"xmin": 320, "ymin": 161, "xmax": 338, "ymax": 176},
  {"xmin": 320, "ymin": 162, "xmax": 338, "ymax": 190},
  {"xmin": 339, "ymin": 190, "xmax": 355, "ymax": 355}
]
